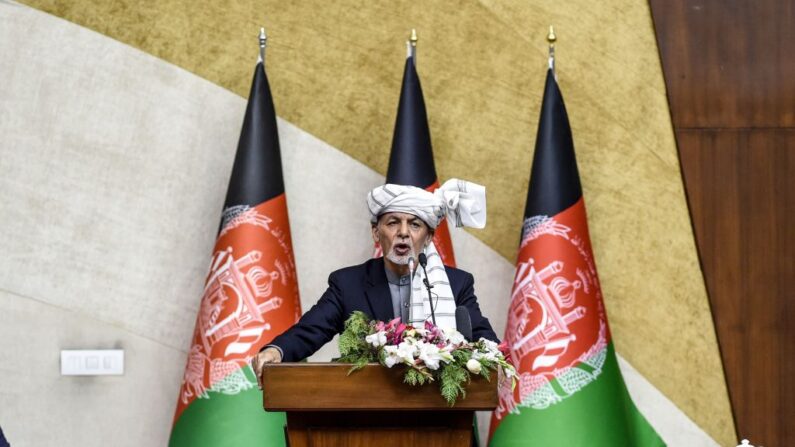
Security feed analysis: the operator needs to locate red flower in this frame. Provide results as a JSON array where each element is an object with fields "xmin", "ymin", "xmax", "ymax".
[{"xmin": 497, "ymin": 340, "xmax": 513, "ymax": 363}]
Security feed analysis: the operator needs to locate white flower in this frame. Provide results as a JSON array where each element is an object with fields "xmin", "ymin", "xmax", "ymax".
[
  {"xmin": 473, "ymin": 338, "xmax": 500, "ymax": 361},
  {"xmin": 480, "ymin": 338, "xmax": 499, "ymax": 352},
  {"xmin": 416, "ymin": 341, "xmax": 446, "ymax": 370},
  {"xmin": 383, "ymin": 345, "xmax": 400, "ymax": 367},
  {"xmin": 365, "ymin": 331, "xmax": 387, "ymax": 347},
  {"xmin": 472, "ymin": 349, "xmax": 498, "ymax": 362},
  {"xmin": 396, "ymin": 341, "xmax": 418, "ymax": 364},
  {"xmin": 466, "ymin": 359, "xmax": 482, "ymax": 374},
  {"xmin": 442, "ymin": 327, "xmax": 465, "ymax": 345},
  {"xmin": 383, "ymin": 343, "xmax": 416, "ymax": 367},
  {"xmin": 438, "ymin": 345, "xmax": 455, "ymax": 364}
]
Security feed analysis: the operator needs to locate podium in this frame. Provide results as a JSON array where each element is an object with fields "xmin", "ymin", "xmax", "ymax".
[{"xmin": 261, "ymin": 363, "xmax": 498, "ymax": 447}]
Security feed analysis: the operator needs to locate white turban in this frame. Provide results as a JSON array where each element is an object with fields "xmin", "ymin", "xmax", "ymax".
[{"xmin": 367, "ymin": 178, "xmax": 486, "ymax": 229}]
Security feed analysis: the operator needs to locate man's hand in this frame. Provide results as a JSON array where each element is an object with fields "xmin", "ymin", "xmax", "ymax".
[{"xmin": 251, "ymin": 347, "xmax": 282, "ymax": 389}]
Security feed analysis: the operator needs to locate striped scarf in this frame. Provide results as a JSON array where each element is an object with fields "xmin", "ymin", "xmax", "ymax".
[{"xmin": 409, "ymin": 242, "xmax": 456, "ymax": 329}]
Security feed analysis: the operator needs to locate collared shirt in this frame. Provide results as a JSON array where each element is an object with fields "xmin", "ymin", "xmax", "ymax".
[{"xmin": 384, "ymin": 265, "xmax": 411, "ymax": 323}]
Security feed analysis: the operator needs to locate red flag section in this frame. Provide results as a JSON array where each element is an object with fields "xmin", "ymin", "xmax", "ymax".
[
  {"xmin": 493, "ymin": 197, "xmax": 608, "ymax": 419},
  {"xmin": 174, "ymin": 194, "xmax": 300, "ymax": 422}
]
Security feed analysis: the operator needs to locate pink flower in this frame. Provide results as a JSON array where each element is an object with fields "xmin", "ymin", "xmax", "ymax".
[
  {"xmin": 386, "ymin": 317, "xmax": 401, "ymax": 330},
  {"xmin": 422, "ymin": 321, "xmax": 445, "ymax": 344},
  {"xmin": 392, "ymin": 322, "xmax": 407, "ymax": 344}
]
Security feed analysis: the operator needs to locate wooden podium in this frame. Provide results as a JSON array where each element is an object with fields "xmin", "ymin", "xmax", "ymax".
[{"xmin": 261, "ymin": 363, "xmax": 498, "ymax": 447}]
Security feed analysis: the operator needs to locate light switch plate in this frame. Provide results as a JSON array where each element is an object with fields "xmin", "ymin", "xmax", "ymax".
[{"xmin": 60, "ymin": 350, "xmax": 124, "ymax": 376}]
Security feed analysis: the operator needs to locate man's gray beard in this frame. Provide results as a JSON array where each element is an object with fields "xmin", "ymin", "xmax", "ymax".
[{"xmin": 385, "ymin": 247, "xmax": 416, "ymax": 266}]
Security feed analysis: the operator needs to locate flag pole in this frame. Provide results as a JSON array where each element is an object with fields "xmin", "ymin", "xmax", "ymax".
[
  {"xmin": 407, "ymin": 28, "xmax": 418, "ymax": 64},
  {"xmin": 258, "ymin": 27, "xmax": 268, "ymax": 64},
  {"xmin": 547, "ymin": 25, "xmax": 556, "ymax": 73}
]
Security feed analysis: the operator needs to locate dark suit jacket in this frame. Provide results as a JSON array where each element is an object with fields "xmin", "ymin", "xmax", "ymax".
[{"xmin": 269, "ymin": 257, "xmax": 499, "ymax": 362}]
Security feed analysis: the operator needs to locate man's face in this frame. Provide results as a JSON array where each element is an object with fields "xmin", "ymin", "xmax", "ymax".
[{"xmin": 372, "ymin": 212, "xmax": 432, "ymax": 271}]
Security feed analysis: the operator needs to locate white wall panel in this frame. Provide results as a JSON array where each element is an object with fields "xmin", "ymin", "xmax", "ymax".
[{"xmin": 0, "ymin": 289, "xmax": 181, "ymax": 446}]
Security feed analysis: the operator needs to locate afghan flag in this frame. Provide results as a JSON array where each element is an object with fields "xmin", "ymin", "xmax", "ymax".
[
  {"xmin": 169, "ymin": 59, "xmax": 301, "ymax": 447},
  {"xmin": 382, "ymin": 50, "xmax": 456, "ymax": 266},
  {"xmin": 488, "ymin": 69, "xmax": 664, "ymax": 446}
]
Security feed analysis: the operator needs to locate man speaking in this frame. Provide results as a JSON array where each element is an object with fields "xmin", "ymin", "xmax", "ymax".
[{"xmin": 253, "ymin": 179, "xmax": 498, "ymax": 375}]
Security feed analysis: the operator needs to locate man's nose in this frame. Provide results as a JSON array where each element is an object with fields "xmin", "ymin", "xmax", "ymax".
[{"xmin": 397, "ymin": 221, "xmax": 410, "ymax": 237}]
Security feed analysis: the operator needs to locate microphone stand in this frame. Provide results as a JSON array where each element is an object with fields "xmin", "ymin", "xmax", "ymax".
[{"xmin": 418, "ymin": 254, "xmax": 436, "ymax": 326}]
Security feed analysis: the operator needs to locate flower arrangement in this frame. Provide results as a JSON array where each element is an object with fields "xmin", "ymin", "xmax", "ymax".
[{"xmin": 335, "ymin": 311, "xmax": 516, "ymax": 405}]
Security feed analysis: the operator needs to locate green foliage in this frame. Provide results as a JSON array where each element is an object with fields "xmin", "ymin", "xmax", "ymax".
[
  {"xmin": 338, "ymin": 311, "xmax": 371, "ymax": 358},
  {"xmin": 336, "ymin": 333, "xmax": 362, "ymax": 358},
  {"xmin": 336, "ymin": 311, "xmax": 379, "ymax": 372},
  {"xmin": 452, "ymin": 348, "xmax": 471, "ymax": 363},
  {"xmin": 479, "ymin": 361, "xmax": 493, "ymax": 382},
  {"xmin": 404, "ymin": 368, "xmax": 429, "ymax": 386},
  {"xmin": 440, "ymin": 363, "xmax": 470, "ymax": 406},
  {"xmin": 484, "ymin": 358, "xmax": 497, "ymax": 372},
  {"xmin": 347, "ymin": 356, "xmax": 370, "ymax": 375},
  {"xmin": 345, "ymin": 311, "xmax": 372, "ymax": 336}
]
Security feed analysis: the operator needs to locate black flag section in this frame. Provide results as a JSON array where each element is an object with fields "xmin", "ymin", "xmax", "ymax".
[
  {"xmin": 523, "ymin": 70, "xmax": 582, "ymax": 219},
  {"xmin": 386, "ymin": 55, "xmax": 437, "ymax": 188},
  {"xmin": 223, "ymin": 62, "xmax": 285, "ymax": 210}
]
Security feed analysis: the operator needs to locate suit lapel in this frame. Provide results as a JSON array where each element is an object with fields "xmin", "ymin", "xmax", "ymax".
[{"xmin": 364, "ymin": 257, "xmax": 394, "ymax": 321}]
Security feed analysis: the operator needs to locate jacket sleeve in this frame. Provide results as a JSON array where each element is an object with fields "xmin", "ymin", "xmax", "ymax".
[
  {"xmin": 266, "ymin": 273, "xmax": 346, "ymax": 362},
  {"xmin": 456, "ymin": 272, "xmax": 500, "ymax": 343}
]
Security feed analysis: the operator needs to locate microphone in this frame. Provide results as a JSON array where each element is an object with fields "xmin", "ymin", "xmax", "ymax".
[
  {"xmin": 455, "ymin": 306, "xmax": 473, "ymax": 341},
  {"xmin": 417, "ymin": 253, "xmax": 436, "ymax": 325},
  {"xmin": 418, "ymin": 253, "xmax": 428, "ymax": 268},
  {"xmin": 408, "ymin": 256, "xmax": 416, "ymax": 278}
]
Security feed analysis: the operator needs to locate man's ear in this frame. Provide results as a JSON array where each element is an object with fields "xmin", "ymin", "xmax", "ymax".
[
  {"xmin": 425, "ymin": 231, "xmax": 434, "ymax": 247},
  {"xmin": 371, "ymin": 224, "xmax": 379, "ymax": 243}
]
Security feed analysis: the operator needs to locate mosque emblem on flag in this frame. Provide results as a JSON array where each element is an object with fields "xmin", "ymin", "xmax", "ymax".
[
  {"xmin": 496, "ymin": 212, "xmax": 608, "ymax": 418},
  {"xmin": 179, "ymin": 207, "xmax": 295, "ymax": 405}
]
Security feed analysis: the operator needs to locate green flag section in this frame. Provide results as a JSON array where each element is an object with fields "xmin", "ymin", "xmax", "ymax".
[
  {"xmin": 489, "ymin": 68, "xmax": 664, "ymax": 446},
  {"xmin": 170, "ymin": 367, "xmax": 286, "ymax": 447},
  {"xmin": 490, "ymin": 344, "xmax": 662, "ymax": 446}
]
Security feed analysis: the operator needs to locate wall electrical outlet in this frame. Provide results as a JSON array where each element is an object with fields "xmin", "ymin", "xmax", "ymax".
[{"xmin": 60, "ymin": 350, "xmax": 124, "ymax": 376}]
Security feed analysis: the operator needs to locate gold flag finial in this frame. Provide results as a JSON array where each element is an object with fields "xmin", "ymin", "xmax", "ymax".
[
  {"xmin": 547, "ymin": 25, "xmax": 556, "ymax": 45},
  {"xmin": 407, "ymin": 29, "xmax": 418, "ymax": 62}
]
